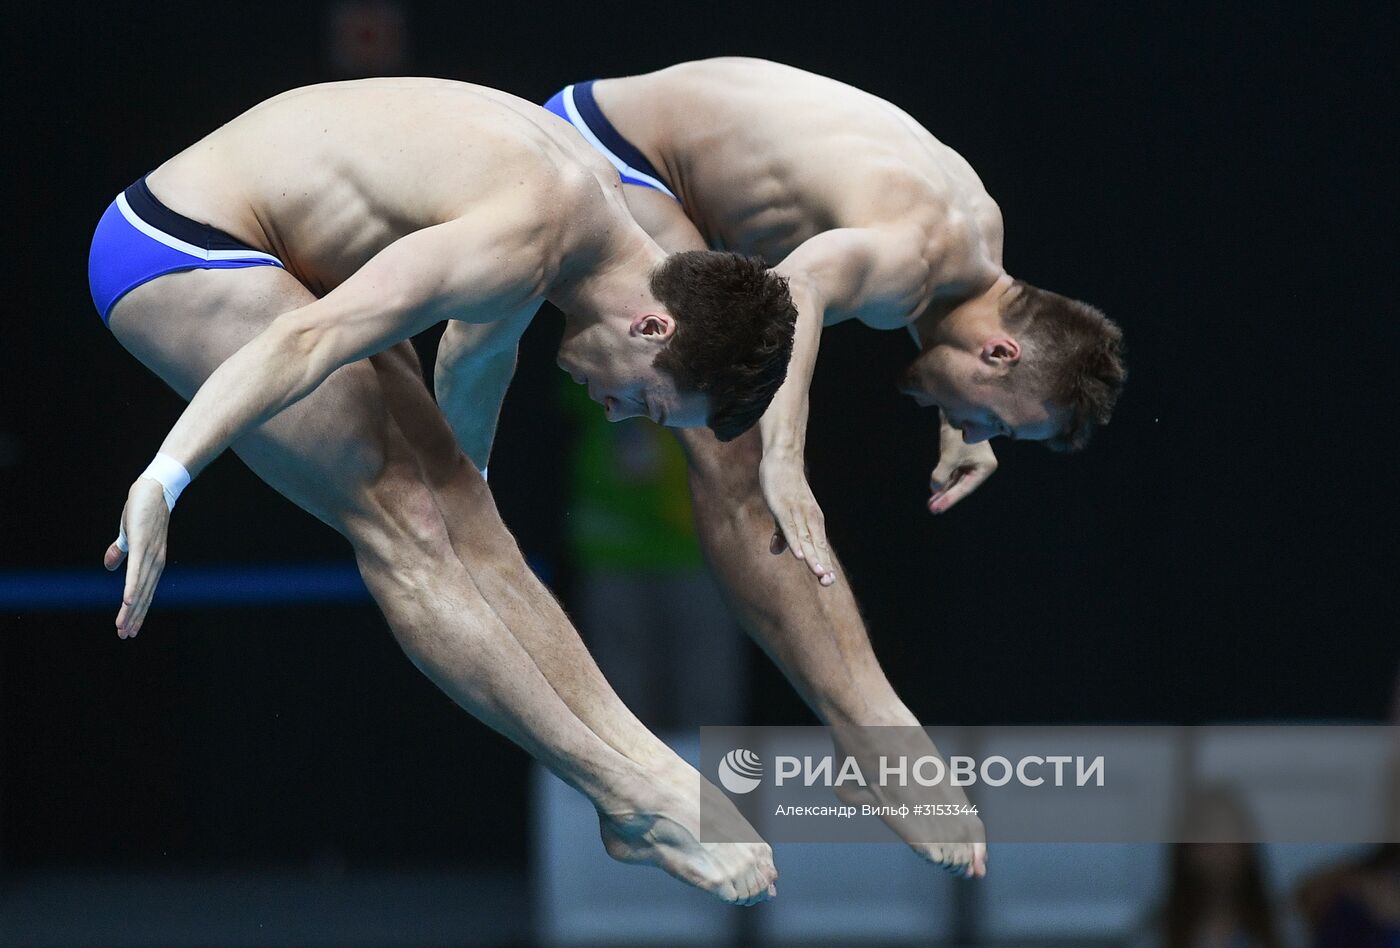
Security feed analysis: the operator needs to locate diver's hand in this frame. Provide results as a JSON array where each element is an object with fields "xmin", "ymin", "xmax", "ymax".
[
  {"xmin": 928, "ymin": 428, "xmax": 997, "ymax": 514},
  {"xmin": 104, "ymin": 478, "xmax": 171, "ymax": 638},
  {"xmin": 760, "ymin": 456, "xmax": 836, "ymax": 586}
]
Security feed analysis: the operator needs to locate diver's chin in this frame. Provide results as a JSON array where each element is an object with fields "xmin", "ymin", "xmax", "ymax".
[{"xmin": 558, "ymin": 358, "xmax": 584, "ymax": 385}]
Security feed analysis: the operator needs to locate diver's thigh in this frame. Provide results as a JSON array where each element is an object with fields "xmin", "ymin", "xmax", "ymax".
[{"xmin": 107, "ymin": 266, "xmax": 399, "ymax": 530}]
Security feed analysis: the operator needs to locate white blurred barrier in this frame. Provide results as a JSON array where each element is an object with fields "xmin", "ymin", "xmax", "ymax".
[
  {"xmin": 531, "ymin": 733, "xmax": 956, "ymax": 945},
  {"xmin": 753, "ymin": 840, "xmax": 956, "ymax": 943},
  {"xmin": 977, "ymin": 843, "xmax": 1165, "ymax": 938},
  {"xmin": 1195, "ymin": 725, "xmax": 1394, "ymax": 845},
  {"xmin": 532, "ymin": 727, "xmax": 1395, "ymax": 944},
  {"xmin": 747, "ymin": 728, "xmax": 957, "ymax": 942},
  {"xmin": 974, "ymin": 728, "xmax": 1179, "ymax": 940},
  {"xmin": 1196, "ymin": 724, "xmax": 1393, "ymax": 914},
  {"xmin": 531, "ymin": 736, "xmax": 736, "ymax": 946}
]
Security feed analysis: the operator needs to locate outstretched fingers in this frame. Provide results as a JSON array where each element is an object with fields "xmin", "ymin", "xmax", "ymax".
[
  {"xmin": 760, "ymin": 462, "xmax": 836, "ymax": 585},
  {"xmin": 927, "ymin": 440, "xmax": 997, "ymax": 515},
  {"xmin": 111, "ymin": 480, "xmax": 172, "ymax": 639},
  {"xmin": 117, "ymin": 539, "xmax": 166, "ymax": 638},
  {"xmin": 773, "ymin": 501, "xmax": 836, "ymax": 586},
  {"xmin": 928, "ymin": 460, "xmax": 997, "ymax": 514},
  {"xmin": 928, "ymin": 468, "xmax": 978, "ymax": 514}
]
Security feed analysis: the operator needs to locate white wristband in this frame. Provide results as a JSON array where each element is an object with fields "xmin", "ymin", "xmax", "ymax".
[{"xmin": 140, "ymin": 452, "xmax": 192, "ymax": 511}]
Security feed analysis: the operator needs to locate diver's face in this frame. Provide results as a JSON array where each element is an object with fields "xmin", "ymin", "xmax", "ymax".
[
  {"xmin": 556, "ymin": 320, "xmax": 710, "ymax": 429},
  {"xmin": 581, "ymin": 366, "xmax": 709, "ymax": 429},
  {"xmin": 901, "ymin": 346, "xmax": 1062, "ymax": 444}
]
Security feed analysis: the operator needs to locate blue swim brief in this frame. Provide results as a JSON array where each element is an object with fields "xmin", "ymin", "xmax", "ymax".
[
  {"xmin": 88, "ymin": 176, "xmax": 285, "ymax": 325},
  {"xmin": 543, "ymin": 81, "xmax": 679, "ymax": 201}
]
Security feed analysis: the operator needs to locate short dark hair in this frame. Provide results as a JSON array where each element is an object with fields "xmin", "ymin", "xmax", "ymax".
[
  {"xmin": 1001, "ymin": 281, "xmax": 1126, "ymax": 452},
  {"xmin": 651, "ymin": 251, "xmax": 797, "ymax": 441}
]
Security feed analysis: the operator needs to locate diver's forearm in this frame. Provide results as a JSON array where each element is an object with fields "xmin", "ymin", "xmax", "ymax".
[
  {"xmin": 158, "ymin": 316, "xmax": 329, "ymax": 476},
  {"xmin": 758, "ymin": 283, "xmax": 823, "ymax": 462}
]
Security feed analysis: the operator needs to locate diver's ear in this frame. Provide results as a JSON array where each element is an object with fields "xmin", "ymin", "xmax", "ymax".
[
  {"xmin": 630, "ymin": 312, "xmax": 677, "ymax": 341},
  {"xmin": 980, "ymin": 336, "xmax": 1022, "ymax": 368}
]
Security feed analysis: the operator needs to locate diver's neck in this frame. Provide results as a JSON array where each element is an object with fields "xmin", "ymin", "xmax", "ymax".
[
  {"xmin": 550, "ymin": 235, "xmax": 665, "ymax": 326},
  {"xmin": 913, "ymin": 272, "xmax": 1016, "ymax": 348}
]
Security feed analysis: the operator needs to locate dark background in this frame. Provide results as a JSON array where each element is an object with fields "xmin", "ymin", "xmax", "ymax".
[{"xmin": 1, "ymin": 1, "xmax": 1394, "ymax": 876}]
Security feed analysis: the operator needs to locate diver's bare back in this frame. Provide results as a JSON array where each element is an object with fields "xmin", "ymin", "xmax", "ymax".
[
  {"xmin": 598, "ymin": 58, "xmax": 1003, "ymax": 268},
  {"xmin": 146, "ymin": 78, "xmax": 621, "ymax": 297}
]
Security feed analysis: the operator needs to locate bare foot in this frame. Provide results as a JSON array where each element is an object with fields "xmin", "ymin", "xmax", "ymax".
[
  {"xmin": 596, "ymin": 764, "xmax": 779, "ymax": 906},
  {"xmin": 831, "ymin": 725, "xmax": 987, "ymax": 878}
]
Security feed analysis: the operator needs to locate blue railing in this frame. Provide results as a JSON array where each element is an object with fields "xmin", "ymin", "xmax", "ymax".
[
  {"xmin": 0, "ymin": 557, "xmax": 553, "ymax": 610},
  {"xmin": 0, "ymin": 564, "xmax": 369, "ymax": 609}
]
